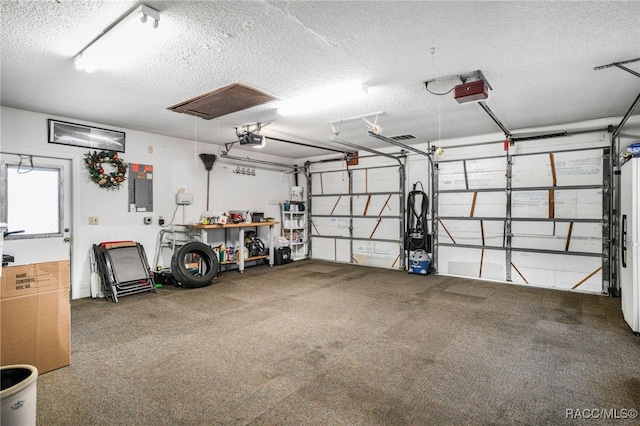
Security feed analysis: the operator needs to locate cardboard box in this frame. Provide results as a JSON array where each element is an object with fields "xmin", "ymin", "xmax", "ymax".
[
  {"xmin": 1, "ymin": 261, "xmax": 69, "ymax": 299},
  {"xmin": 1, "ymin": 261, "xmax": 71, "ymax": 373}
]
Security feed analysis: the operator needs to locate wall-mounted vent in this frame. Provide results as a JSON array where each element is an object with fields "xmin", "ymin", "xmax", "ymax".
[
  {"xmin": 389, "ymin": 134, "xmax": 417, "ymax": 141},
  {"xmin": 167, "ymin": 83, "xmax": 278, "ymax": 120}
]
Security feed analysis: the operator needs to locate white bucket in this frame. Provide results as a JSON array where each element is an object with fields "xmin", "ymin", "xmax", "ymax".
[
  {"xmin": 1, "ymin": 365, "xmax": 38, "ymax": 426},
  {"xmin": 291, "ymin": 186, "xmax": 304, "ymax": 201}
]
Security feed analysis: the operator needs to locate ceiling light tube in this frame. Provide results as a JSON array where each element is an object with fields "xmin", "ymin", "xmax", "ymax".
[
  {"xmin": 278, "ymin": 82, "xmax": 368, "ymax": 116},
  {"xmin": 75, "ymin": 4, "xmax": 160, "ymax": 73}
]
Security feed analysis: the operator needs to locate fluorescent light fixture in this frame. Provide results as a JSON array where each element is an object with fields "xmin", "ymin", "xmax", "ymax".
[
  {"xmin": 75, "ymin": 5, "xmax": 160, "ymax": 73},
  {"xmin": 278, "ymin": 82, "xmax": 368, "ymax": 116}
]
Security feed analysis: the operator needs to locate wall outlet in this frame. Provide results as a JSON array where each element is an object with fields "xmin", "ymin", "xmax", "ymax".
[{"xmin": 89, "ymin": 216, "xmax": 99, "ymax": 225}]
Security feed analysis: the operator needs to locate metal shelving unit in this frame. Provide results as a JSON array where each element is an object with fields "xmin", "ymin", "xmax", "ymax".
[{"xmin": 281, "ymin": 201, "xmax": 307, "ymax": 261}]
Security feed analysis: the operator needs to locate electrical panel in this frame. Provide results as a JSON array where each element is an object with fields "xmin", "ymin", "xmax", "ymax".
[{"xmin": 128, "ymin": 163, "xmax": 153, "ymax": 212}]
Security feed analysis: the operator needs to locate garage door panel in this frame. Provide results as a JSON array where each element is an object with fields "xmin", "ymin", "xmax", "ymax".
[
  {"xmin": 438, "ymin": 192, "xmax": 507, "ymax": 217},
  {"xmin": 466, "ymin": 158, "xmax": 507, "ymax": 190},
  {"xmin": 437, "ymin": 193, "xmax": 475, "ymax": 216},
  {"xmin": 510, "ymin": 252, "xmax": 602, "ymax": 293},
  {"xmin": 312, "ymin": 171, "xmax": 349, "ymax": 194},
  {"xmin": 312, "ymin": 237, "xmax": 351, "ymax": 263},
  {"xmin": 472, "ymin": 193, "xmax": 507, "ymax": 217},
  {"xmin": 438, "ymin": 246, "xmax": 505, "ymax": 281},
  {"xmin": 312, "ymin": 196, "xmax": 349, "ymax": 215},
  {"xmin": 511, "ymin": 221, "xmax": 601, "ymax": 253},
  {"xmin": 311, "ymin": 217, "xmax": 350, "ymax": 238},
  {"xmin": 351, "ymin": 194, "xmax": 400, "ymax": 216},
  {"xmin": 552, "ymin": 151, "xmax": 602, "ymax": 186},
  {"xmin": 353, "ymin": 240, "xmax": 400, "ymax": 268},
  {"xmin": 511, "ymin": 189, "xmax": 601, "ymax": 219},
  {"xmin": 437, "ymin": 220, "xmax": 504, "ymax": 246},
  {"xmin": 553, "ymin": 189, "xmax": 602, "ymax": 219},
  {"xmin": 511, "ymin": 150, "xmax": 602, "ymax": 188},
  {"xmin": 352, "ymin": 169, "xmax": 399, "ymax": 193},
  {"xmin": 352, "ymin": 217, "xmax": 399, "ymax": 240},
  {"xmin": 438, "ymin": 158, "xmax": 506, "ymax": 190}
]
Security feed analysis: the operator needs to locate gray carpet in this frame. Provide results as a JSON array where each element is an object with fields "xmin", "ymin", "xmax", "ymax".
[{"xmin": 36, "ymin": 259, "xmax": 640, "ymax": 425}]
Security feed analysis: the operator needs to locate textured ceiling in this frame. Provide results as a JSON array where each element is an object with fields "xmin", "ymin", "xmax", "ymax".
[{"xmin": 1, "ymin": 1, "xmax": 640, "ymax": 159}]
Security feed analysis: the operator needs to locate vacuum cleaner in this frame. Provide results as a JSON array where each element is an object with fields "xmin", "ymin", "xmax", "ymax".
[{"xmin": 405, "ymin": 182, "xmax": 432, "ymax": 274}]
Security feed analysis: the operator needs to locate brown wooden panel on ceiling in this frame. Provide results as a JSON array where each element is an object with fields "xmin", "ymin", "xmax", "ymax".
[{"xmin": 167, "ymin": 83, "xmax": 278, "ymax": 120}]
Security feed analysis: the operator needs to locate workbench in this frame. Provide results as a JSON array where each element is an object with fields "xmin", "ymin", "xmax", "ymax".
[{"xmin": 189, "ymin": 221, "xmax": 278, "ymax": 272}]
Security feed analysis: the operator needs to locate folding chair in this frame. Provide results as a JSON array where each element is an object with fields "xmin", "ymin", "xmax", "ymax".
[{"xmin": 92, "ymin": 241, "xmax": 157, "ymax": 302}]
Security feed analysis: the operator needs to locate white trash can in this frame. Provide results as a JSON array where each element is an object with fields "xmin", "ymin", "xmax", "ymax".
[{"xmin": 1, "ymin": 365, "xmax": 38, "ymax": 426}]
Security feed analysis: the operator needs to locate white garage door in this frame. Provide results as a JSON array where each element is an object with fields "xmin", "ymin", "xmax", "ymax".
[
  {"xmin": 434, "ymin": 137, "xmax": 612, "ymax": 294},
  {"xmin": 307, "ymin": 155, "xmax": 406, "ymax": 269}
]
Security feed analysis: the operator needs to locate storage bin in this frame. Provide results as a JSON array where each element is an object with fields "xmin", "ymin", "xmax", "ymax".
[{"xmin": 275, "ymin": 247, "xmax": 291, "ymax": 265}]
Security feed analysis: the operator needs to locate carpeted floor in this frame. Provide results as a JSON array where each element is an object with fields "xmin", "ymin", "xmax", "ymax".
[{"xmin": 36, "ymin": 259, "xmax": 640, "ymax": 425}]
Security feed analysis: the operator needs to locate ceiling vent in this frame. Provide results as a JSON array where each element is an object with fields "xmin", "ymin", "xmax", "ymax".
[
  {"xmin": 389, "ymin": 134, "xmax": 417, "ymax": 141},
  {"xmin": 167, "ymin": 83, "xmax": 278, "ymax": 120}
]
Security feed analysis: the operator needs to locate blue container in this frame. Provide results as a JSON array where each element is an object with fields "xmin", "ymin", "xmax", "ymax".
[{"xmin": 409, "ymin": 250, "xmax": 431, "ymax": 275}]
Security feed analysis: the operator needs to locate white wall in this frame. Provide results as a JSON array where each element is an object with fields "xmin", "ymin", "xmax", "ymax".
[{"xmin": 1, "ymin": 106, "xmax": 292, "ymax": 299}]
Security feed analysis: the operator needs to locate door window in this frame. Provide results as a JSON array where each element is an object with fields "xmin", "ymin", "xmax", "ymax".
[{"xmin": 1, "ymin": 161, "xmax": 63, "ymax": 238}]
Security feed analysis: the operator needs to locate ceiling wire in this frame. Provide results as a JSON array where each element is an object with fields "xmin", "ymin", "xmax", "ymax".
[
  {"xmin": 194, "ymin": 114, "xmax": 198, "ymax": 167},
  {"xmin": 438, "ymin": 97, "xmax": 442, "ymax": 146},
  {"xmin": 425, "ymin": 84, "xmax": 455, "ymax": 96},
  {"xmin": 426, "ymin": 47, "xmax": 454, "ymax": 96},
  {"xmin": 430, "ymin": 46, "xmax": 443, "ymax": 145}
]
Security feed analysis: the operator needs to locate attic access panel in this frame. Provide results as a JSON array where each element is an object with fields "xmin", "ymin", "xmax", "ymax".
[{"xmin": 167, "ymin": 83, "xmax": 278, "ymax": 120}]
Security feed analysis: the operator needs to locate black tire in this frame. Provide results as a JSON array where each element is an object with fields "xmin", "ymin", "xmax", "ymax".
[{"xmin": 170, "ymin": 242, "xmax": 219, "ymax": 288}]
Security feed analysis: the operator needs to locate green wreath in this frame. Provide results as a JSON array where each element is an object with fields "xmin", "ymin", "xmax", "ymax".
[{"xmin": 84, "ymin": 150, "xmax": 126, "ymax": 190}]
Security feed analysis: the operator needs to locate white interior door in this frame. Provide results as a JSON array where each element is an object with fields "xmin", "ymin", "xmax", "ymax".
[{"xmin": 1, "ymin": 156, "xmax": 72, "ymax": 267}]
